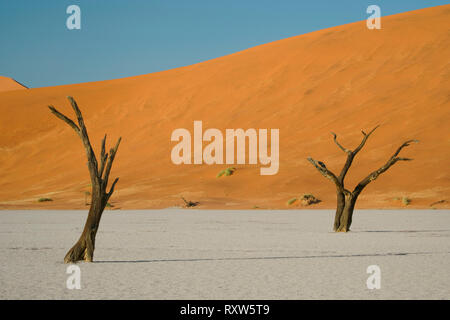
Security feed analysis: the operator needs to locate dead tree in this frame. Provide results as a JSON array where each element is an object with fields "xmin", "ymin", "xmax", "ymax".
[
  {"xmin": 307, "ymin": 126, "xmax": 417, "ymax": 232},
  {"xmin": 49, "ymin": 97, "xmax": 121, "ymax": 263}
]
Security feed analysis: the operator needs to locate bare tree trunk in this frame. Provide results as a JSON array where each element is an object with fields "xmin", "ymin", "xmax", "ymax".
[
  {"xmin": 308, "ymin": 126, "xmax": 417, "ymax": 232},
  {"xmin": 336, "ymin": 194, "xmax": 358, "ymax": 232},
  {"xmin": 49, "ymin": 97, "xmax": 121, "ymax": 263},
  {"xmin": 333, "ymin": 190, "xmax": 345, "ymax": 231},
  {"xmin": 64, "ymin": 189, "xmax": 106, "ymax": 262}
]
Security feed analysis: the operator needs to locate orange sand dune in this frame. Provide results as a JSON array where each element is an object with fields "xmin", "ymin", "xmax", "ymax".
[
  {"xmin": 0, "ymin": 76, "xmax": 27, "ymax": 92},
  {"xmin": 0, "ymin": 5, "xmax": 449, "ymax": 210}
]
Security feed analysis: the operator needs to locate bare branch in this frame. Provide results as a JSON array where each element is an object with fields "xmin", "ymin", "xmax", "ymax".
[
  {"xmin": 67, "ymin": 96, "xmax": 99, "ymax": 177},
  {"xmin": 48, "ymin": 106, "xmax": 80, "ymax": 133},
  {"xmin": 102, "ymin": 137, "xmax": 122, "ymax": 188},
  {"xmin": 353, "ymin": 125, "xmax": 380, "ymax": 155},
  {"xmin": 98, "ymin": 134, "xmax": 108, "ymax": 178},
  {"xmin": 99, "ymin": 153, "xmax": 108, "ymax": 180},
  {"xmin": 68, "ymin": 96, "xmax": 85, "ymax": 130},
  {"xmin": 101, "ymin": 134, "xmax": 106, "ymax": 158},
  {"xmin": 353, "ymin": 139, "xmax": 418, "ymax": 195},
  {"xmin": 106, "ymin": 177, "xmax": 119, "ymax": 200},
  {"xmin": 332, "ymin": 126, "xmax": 379, "ymax": 183},
  {"xmin": 331, "ymin": 132, "xmax": 350, "ymax": 153},
  {"xmin": 338, "ymin": 154, "xmax": 354, "ymax": 183},
  {"xmin": 49, "ymin": 98, "xmax": 99, "ymax": 184},
  {"xmin": 391, "ymin": 139, "xmax": 419, "ymax": 158},
  {"xmin": 307, "ymin": 157, "xmax": 345, "ymax": 191}
]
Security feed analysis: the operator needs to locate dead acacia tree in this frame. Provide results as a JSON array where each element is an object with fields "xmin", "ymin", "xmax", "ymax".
[
  {"xmin": 307, "ymin": 126, "xmax": 418, "ymax": 232},
  {"xmin": 49, "ymin": 96, "xmax": 121, "ymax": 263}
]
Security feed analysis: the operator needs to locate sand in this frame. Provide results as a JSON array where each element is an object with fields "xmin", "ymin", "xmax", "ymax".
[
  {"xmin": 0, "ymin": 5, "xmax": 449, "ymax": 210},
  {"xmin": 0, "ymin": 209, "xmax": 449, "ymax": 299},
  {"xmin": 0, "ymin": 76, "xmax": 27, "ymax": 92}
]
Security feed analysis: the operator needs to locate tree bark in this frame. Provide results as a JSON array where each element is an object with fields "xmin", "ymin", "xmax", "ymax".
[
  {"xmin": 49, "ymin": 96, "xmax": 121, "ymax": 263},
  {"xmin": 333, "ymin": 189, "xmax": 345, "ymax": 231},
  {"xmin": 336, "ymin": 193, "xmax": 358, "ymax": 232},
  {"xmin": 308, "ymin": 127, "xmax": 417, "ymax": 232}
]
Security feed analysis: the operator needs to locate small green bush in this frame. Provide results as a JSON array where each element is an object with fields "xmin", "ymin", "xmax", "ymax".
[
  {"xmin": 217, "ymin": 167, "xmax": 236, "ymax": 178},
  {"xmin": 287, "ymin": 198, "xmax": 298, "ymax": 205},
  {"xmin": 38, "ymin": 198, "xmax": 53, "ymax": 202}
]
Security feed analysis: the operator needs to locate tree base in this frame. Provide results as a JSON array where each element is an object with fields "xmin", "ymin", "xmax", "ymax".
[
  {"xmin": 64, "ymin": 239, "xmax": 94, "ymax": 263},
  {"xmin": 335, "ymin": 228, "xmax": 350, "ymax": 233}
]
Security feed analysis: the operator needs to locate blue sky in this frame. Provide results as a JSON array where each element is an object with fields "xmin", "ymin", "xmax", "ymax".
[{"xmin": 0, "ymin": 0, "xmax": 448, "ymax": 88}]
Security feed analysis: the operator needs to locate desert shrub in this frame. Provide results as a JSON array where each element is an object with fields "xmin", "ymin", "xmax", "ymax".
[
  {"xmin": 300, "ymin": 194, "xmax": 321, "ymax": 206},
  {"xmin": 217, "ymin": 167, "xmax": 236, "ymax": 177},
  {"xmin": 181, "ymin": 196, "xmax": 199, "ymax": 208},
  {"xmin": 38, "ymin": 198, "xmax": 53, "ymax": 202},
  {"xmin": 402, "ymin": 197, "xmax": 411, "ymax": 206},
  {"xmin": 287, "ymin": 194, "xmax": 321, "ymax": 206},
  {"xmin": 225, "ymin": 167, "xmax": 236, "ymax": 176}
]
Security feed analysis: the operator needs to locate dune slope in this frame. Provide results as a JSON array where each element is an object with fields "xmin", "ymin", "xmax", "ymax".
[
  {"xmin": 0, "ymin": 5, "xmax": 449, "ymax": 209},
  {"xmin": 0, "ymin": 76, "xmax": 27, "ymax": 92}
]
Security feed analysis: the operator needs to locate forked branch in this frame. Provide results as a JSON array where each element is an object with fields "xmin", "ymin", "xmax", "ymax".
[
  {"xmin": 353, "ymin": 139, "xmax": 419, "ymax": 195},
  {"xmin": 48, "ymin": 105, "xmax": 80, "ymax": 133},
  {"xmin": 48, "ymin": 96, "xmax": 121, "ymax": 194},
  {"xmin": 353, "ymin": 125, "xmax": 380, "ymax": 155},
  {"xmin": 107, "ymin": 177, "xmax": 119, "ymax": 200},
  {"xmin": 307, "ymin": 157, "xmax": 350, "ymax": 194},
  {"xmin": 331, "ymin": 125, "xmax": 379, "ymax": 182}
]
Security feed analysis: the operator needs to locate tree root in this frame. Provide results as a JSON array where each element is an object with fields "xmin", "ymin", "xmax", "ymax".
[{"xmin": 64, "ymin": 239, "xmax": 94, "ymax": 263}]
